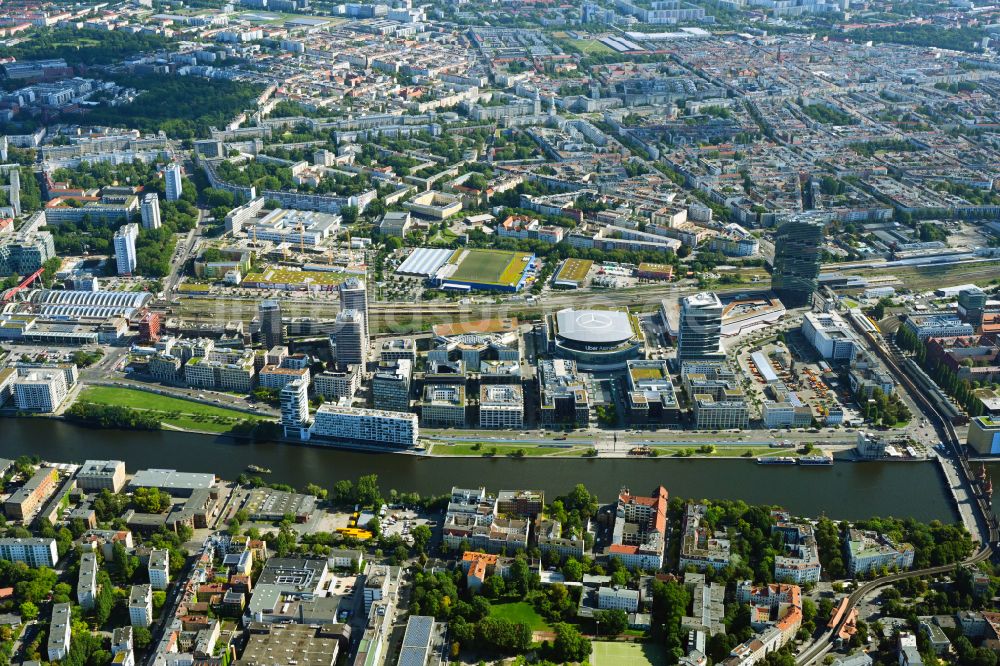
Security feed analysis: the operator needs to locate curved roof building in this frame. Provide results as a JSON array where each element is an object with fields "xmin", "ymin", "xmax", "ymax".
[
  {"xmin": 547, "ymin": 308, "xmax": 644, "ymax": 371},
  {"xmin": 29, "ymin": 290, "xmax": 152, "ymax": 319}
]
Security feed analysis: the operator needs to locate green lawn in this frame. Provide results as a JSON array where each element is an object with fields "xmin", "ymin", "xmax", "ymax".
[
  {"xmin": 591, "ymin": 641, "xmax": 665, "ymax": 666},
  {"xmin": 489, "ymin": 602, "xmax": 550, "ymax": 631},
  {"xmin": 429, "ymin": 442, "xmax": 588, "ymax": 457},
  {"xmin": 78, "ymin": 386, "xmax": 272, "ymax": 433}
]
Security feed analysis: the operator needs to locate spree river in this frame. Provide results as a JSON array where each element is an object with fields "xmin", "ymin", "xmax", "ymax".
[{"xmin": 1, "ymin": 418, "xmax": 957, "ymax": 522}]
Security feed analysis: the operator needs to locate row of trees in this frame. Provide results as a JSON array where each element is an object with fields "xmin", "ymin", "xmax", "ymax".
[
  {"xmin": 896, "ymin": 324, "xmax": 989, "ymax": 418},
  {"xmin": 65, "ymin": 403, "xmax": 161, "ymax": 430}
]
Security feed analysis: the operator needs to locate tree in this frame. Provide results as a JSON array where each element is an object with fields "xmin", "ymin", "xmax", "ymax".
[
  {"xmin": 341, "ymin": 205, "xmax": 359, "ymax": 224},
  {"xmin": 133, "ymin": 626, "xmax": 152, "ymax": 649},
  {"xmin": 304, "ymin": 483, "xmax": 329, "ymax": 500},
  {"xmin": 550, "ymin": 623, "xmax": 591, "ymax": 663},
  {"xmin": 19, "ymin": 601, "xmax": 38, "ymax": 620},
  {"xmin": 411, "ymin": 524, "xmax": 432, "ymax": 553},
  {"xmin": 595, "ymin": 609, "xmax": 628, "ymax": 636},
  {"xmin": 482, "ymin": 575, "xmax": 505, "ymax": 599},
  {"xmin": 114, "ymin": 540, "xmax": 136, "ymax": 581},
  {"xmin": 562, "ymin": 557, "xmax": 583, "ymax": 582},
  {"xmin": 94, "ymin": 571, "xmax": 114, "ymax": 626},
  {"xmin": 356, "ymin": 474, "xmax": 382, "ymax": 506},
  {"xmin": 332, "ymin": 479, "xmax": 355, "ymax": 504}
]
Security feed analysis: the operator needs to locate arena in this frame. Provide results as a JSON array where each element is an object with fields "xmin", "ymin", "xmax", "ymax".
[{"xmin": 544, "ymin": 308, "xmax": 645, "ymax": 371}]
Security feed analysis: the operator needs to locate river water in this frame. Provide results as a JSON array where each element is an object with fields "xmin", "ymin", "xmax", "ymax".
[{"xmin": 0, "ymin": 418, "xmax": 957, "ymax": 522}]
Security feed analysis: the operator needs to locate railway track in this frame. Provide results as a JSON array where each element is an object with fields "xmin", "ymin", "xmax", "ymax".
[{"xmin": 796, "ymin": 313, "xmax": 998, "ymax": 665}]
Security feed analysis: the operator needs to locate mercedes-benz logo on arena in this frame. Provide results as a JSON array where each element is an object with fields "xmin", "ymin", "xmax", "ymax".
[{"xmin": 576, "ymin": 312, "xmax": 614, "ymax": 330}]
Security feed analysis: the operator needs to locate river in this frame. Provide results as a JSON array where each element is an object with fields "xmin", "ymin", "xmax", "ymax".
[{"xmin": 1, "ymin": 418, "xmax": 957, "ymax": 522}]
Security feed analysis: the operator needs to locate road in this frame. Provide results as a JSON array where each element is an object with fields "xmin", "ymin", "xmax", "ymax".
[{"xmin": 797, "ymin": 544, "xmax": 993, "ymax": 665}]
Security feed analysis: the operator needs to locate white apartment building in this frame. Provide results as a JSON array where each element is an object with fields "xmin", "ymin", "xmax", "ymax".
[
  {"xmin": 846, "ymin": 529, "xmax": 914, "ymax": 576},
  {"xmin": 0, "ymin": 537, "xmax": 59, "ymax": 566},
  {"xmin": 48, "ymin": 602, "xmax": 71, "ymax": 661},
  {"xmin": 77, "ymin": 552, "xmax": 98, "ymax": 610},
  {"xmin": 479, "ymin": 385, "xmax": 524, "ymax": 429},
  {"xmin": 113, "ymin": 222, "xmax": 139, "ymax": 275},
  {"xmin": 14, "ymin": 369, "xmax": 68, "ymax": 412},
  {"xmin": 310, "ymin": 403, "xmax": 418, "ymax": 447},
  {"xmin": 281, "ymin": 377, "xmax": 311, "ymax": 439},
  {"xmin": 165, "ymin": 164, "xmax": 183, "ymax": 201},
  {"xmin": 129, "ymin": 584, "xmax": 153, "ymax": 627},
  {"xmin": 148, "ymin": 549, "xmax": 170, "ymax": 590},
  {"xmin": 597, "ymin": 586, "xmax": 640, "ymax": 613},
  {"xmin": 140, "ymin": 193, "xmax": 161, "ymax": 230}
]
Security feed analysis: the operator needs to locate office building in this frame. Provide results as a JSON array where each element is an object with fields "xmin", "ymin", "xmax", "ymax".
[
  {"xmin": 259, "ymin": 364, "xmax": 310, "ymax": 392},
  {"xmin": 48, "ymin": 603, "xmax": 71, "ymax": 661},
  {"xmin": 626, "ymin": 359, "xmax": 680, "ymax": 424},
  {"xmin": 138, "ymin": 311, "xmax": 161, "ymax": 344},
  {"xmin": 259, "ymin": 300, "xmax": 284, "ymax": 349},
  {"xmin": 128, "ymin": 584, "xmax": 153, "ymax": 627},
  {"xmin": 313, "ymin": 367, "xmax": 361, "ymax": 401},
  {"xmin": 958, "ymin": 287, "xmax": 987, "ymax": 329},
  {"xmin": 14, "ymin": 369, "xmax": 68, "ymax": 412},
  {"xmin": 379, "ymin": 338, "xmax": 416, "ymax": 363},
  {"xmin": 693, "ymin": 391, "xmax": 749, "ymax": 429},
  {"xmin": 420, "ymin": 385, "xmax": 466, "ymax": 427},
  {"xmin": 538, "ymin": 358, "xmax": 590, "ymax": 426},
  {"xmin": 372, "ymin": 359, "xmax": 411, "ymax": 412},
  {"xmin": 76, "ymin": 459, "xmax": 127, "ymax": 492},
  {"xmin": 678, "ymin": 292, "xmax": 723, "ymax": 361},
  {"xmin": 772, "ymin": 218, "xmax": 823, "ymax": 307},
  {"xmin": 801, "ymin": 311, "xmax": 860, "ymax": 362},
  {"xmin": 968, "ymin": 416, "xmax": 1000, "ymax": 456},
  {"xmin": 0, "ymin": 231, "xmax": 56, "ymax": 276},
  {"xmin": 140, "ymin": 193, "xmax": 161, "ymax": 230},
  {"xmin": 310, "ymin": 403, "xmax": 418, "ymax": 448},
  {"xmin": 281, "ymin": 377, "xmax": 311, "ymax": 439},
  {"xmin": 904, "ymin": 314, "xmax": 974, "ymax": 340},
  {"xmin": 339, "ymin": 277, "xmax": 369, "ymax": 339},
  {"xmin": 0, "ymin": 537, "xmax": 59, "ymax": 566},
  {"xmin": 331, "ymin": 309, "xmax": 366, "ymax": 364},
  {"xmin": 165, "ymin": 164, "xmax": 183, "ymax": 201},
  {"xmin": 479, "ymin": 385, "xmax": 524, "ymax": 429},
  {"xmin": 77, "ymin": 552, "xmax": 98, "ymax": 610},
  {"xmin": 113, "ymin": 223, "xmax": 139, "ymax": 275},
  {"xmin": 148, "ymin": 549, "xmax": 169, "ymax": 590},
  {"xmin": 845, "ymin": 529, "xmax": 914, "ymax": 576}
]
